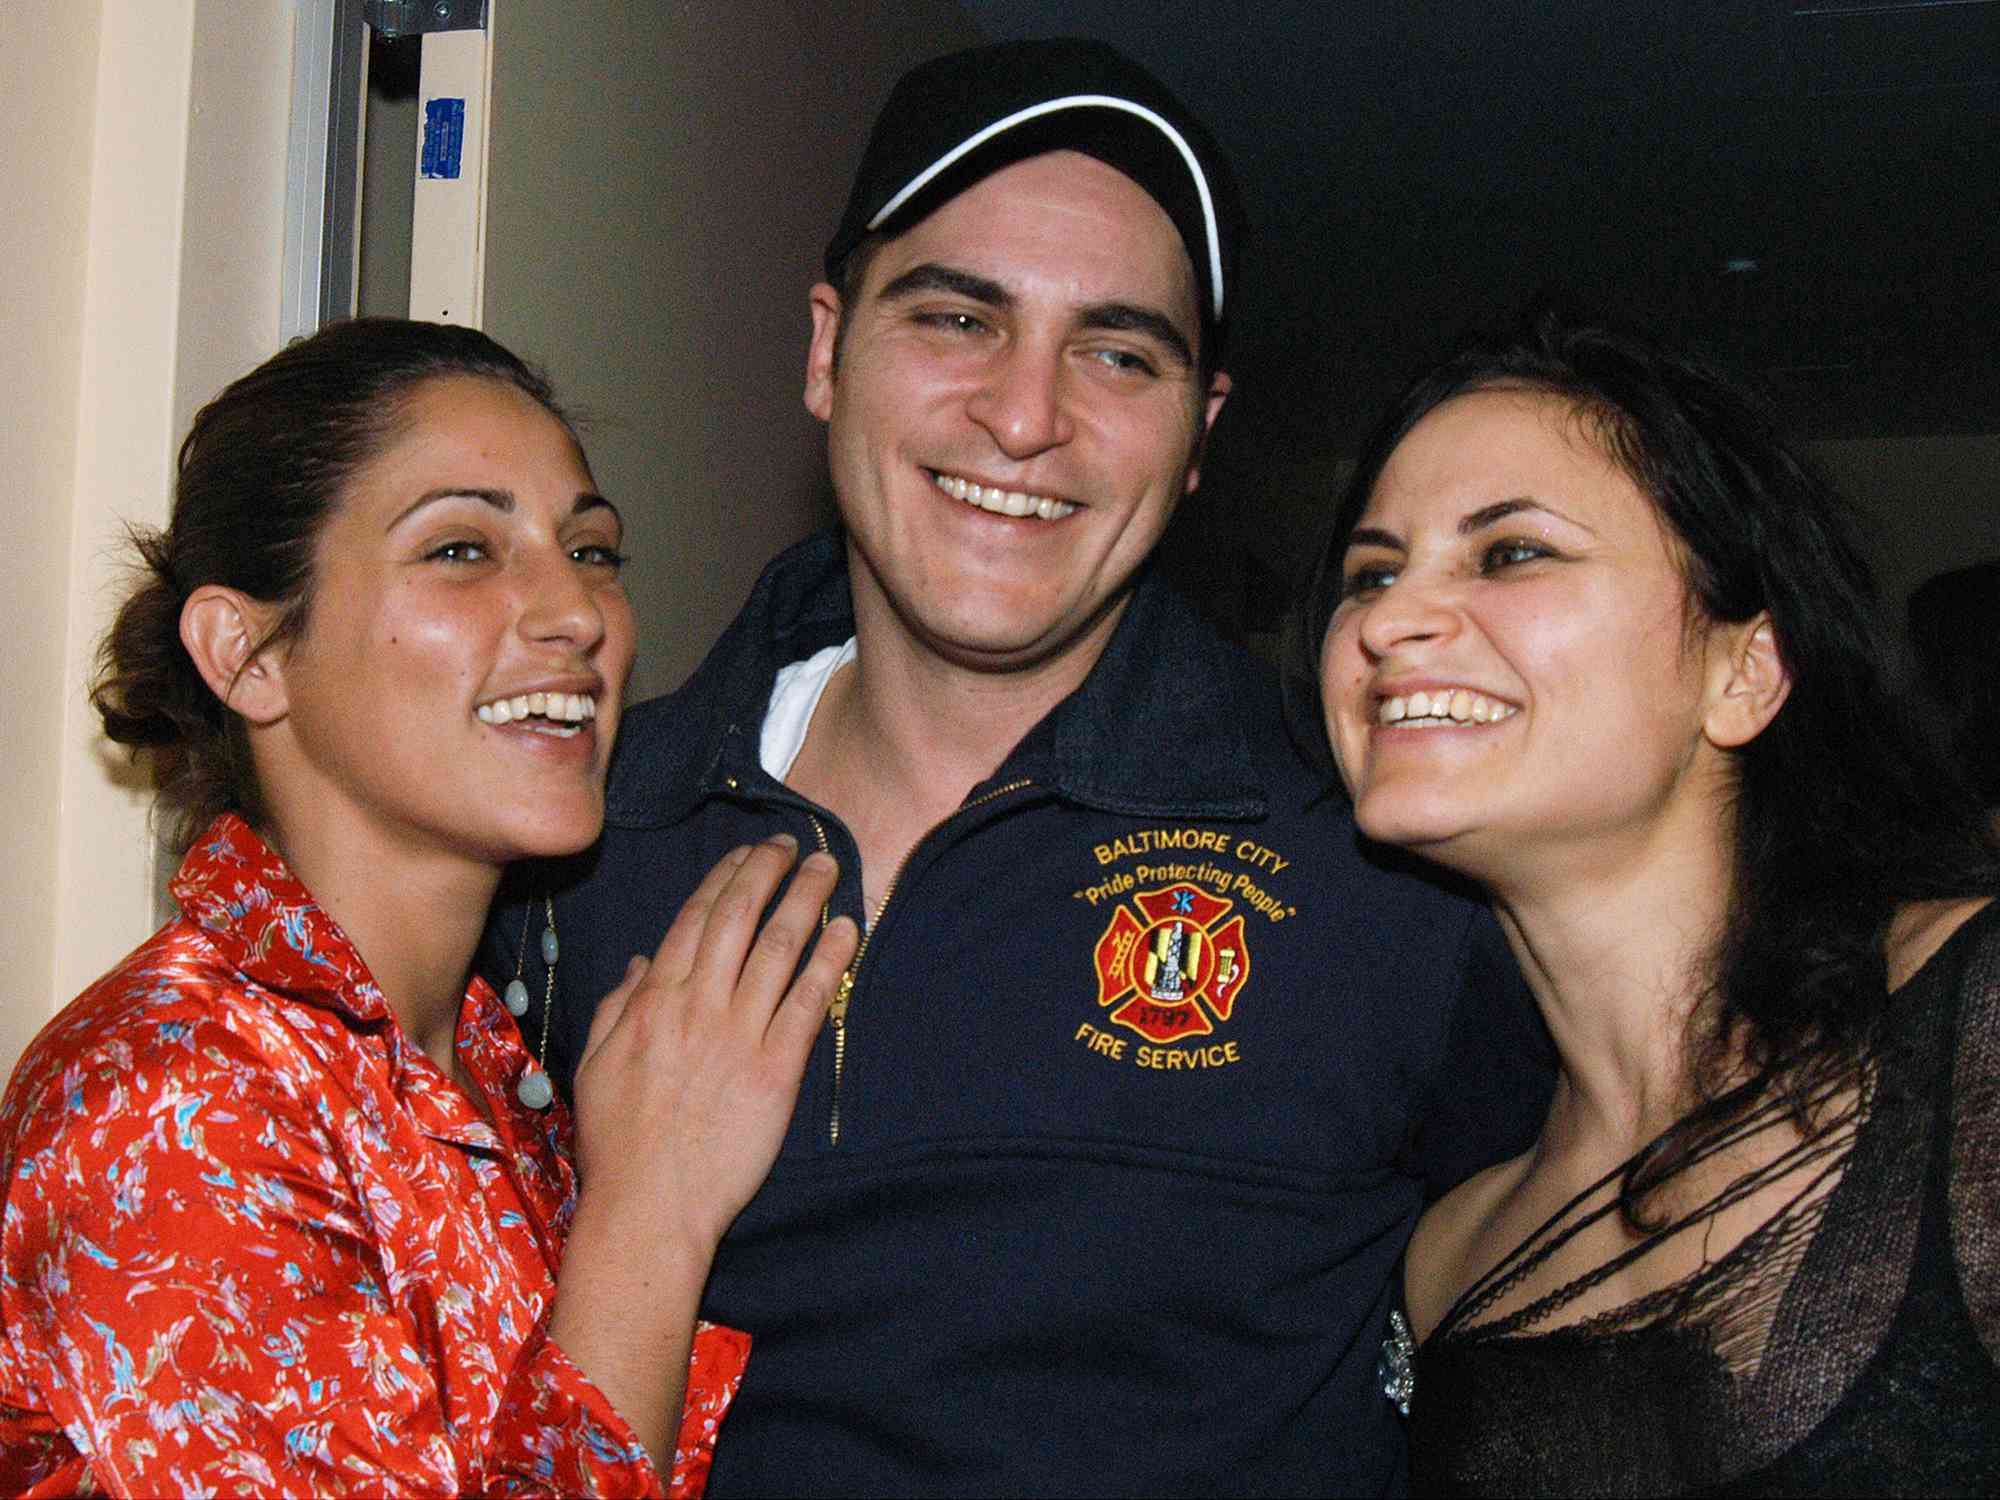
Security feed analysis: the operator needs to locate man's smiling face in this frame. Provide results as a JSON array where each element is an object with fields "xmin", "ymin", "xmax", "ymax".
[{"xmin": 805, "ymin": 149, "xmax": 1228, "ymax": 676}]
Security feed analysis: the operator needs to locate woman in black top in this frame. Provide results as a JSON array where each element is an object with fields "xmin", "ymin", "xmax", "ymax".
[{"xmin": 1296, "ymin": 308, "xmax": 2000, "ymax": 1494}]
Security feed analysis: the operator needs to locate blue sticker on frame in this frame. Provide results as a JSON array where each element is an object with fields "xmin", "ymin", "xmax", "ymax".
[{"xmin": 421, "ymin": 98, "xmax": 466, "ymax": 180}]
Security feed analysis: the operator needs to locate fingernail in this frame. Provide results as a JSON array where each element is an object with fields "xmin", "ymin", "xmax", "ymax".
[
  {"xmin": 626, "ymin": 954, "xmax": 648, "ymax": 978},
  {"xmin": 802, "ymin": 850, "xmax": 835, "ymax": 875},
  {"xmin": 728, "ymin": 844, "xmax": 753, "ymax": 865},
  {"xmin": 765, "ymin": 832, "xmax": 799, "ymax": 852}
]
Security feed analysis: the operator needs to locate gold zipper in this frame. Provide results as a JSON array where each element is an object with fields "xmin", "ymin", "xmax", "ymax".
[
  {"xmin": 806, "ymin": 816, "xmax": 854, "ymax": 1146},
  {"xmin": 808, "ymin": 777, "xmax": 1032, "ymax": 1145}
]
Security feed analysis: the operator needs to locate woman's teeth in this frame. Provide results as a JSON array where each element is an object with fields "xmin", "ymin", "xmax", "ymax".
[
  {"xmin": 932, "ymin": 470, "xmax": 1077, "ymax": 520},
  {"xmin": 1377, "ymin": 688, "xmax": 1517, "ymax": 726},
  {"xmin": 477, "ymin": 692, "xmax": 598, "ymax": 734}
]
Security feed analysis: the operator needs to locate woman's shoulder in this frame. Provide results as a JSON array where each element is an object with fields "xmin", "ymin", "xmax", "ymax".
[
  {"xmin": 1886, "ymin": 893, "xmax": 1997, "ymax": 992},
  {"xmin": 1405, "ymin": 1149, "xmax": 1536, "ymax": 1341},
  {"xmin": 2, "ymin": 919, "xmax": 340, "ymax": 1162}
]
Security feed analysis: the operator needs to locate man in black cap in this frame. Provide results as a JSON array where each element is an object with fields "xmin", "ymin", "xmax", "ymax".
[{"xmin": 491, "ymin": 37, "xmax": 1545, "ymax": 1495}]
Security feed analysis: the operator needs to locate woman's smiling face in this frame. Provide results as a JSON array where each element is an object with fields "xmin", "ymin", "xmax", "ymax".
[
  {"xmin": 1320, "ymin": 385, "xmax": 1740, "ymax": 885},
  {"xmin": 263, "ymin": 374, "xmax": 636, "ymax": 870}
]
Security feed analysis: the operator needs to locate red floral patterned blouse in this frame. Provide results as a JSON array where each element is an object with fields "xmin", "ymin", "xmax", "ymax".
[{"xmin": 0, "ymin": 814, "xmax": 747, "ymax": 1497}]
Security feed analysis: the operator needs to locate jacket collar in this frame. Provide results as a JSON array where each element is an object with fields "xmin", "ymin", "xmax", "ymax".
[
  {"xmin": 606, "ymin": 529, "xmax": 1266, "ymax": 825},
  {"xmin": 172, "ymin": 812, "xmax": 392, "ymax": 1026}
]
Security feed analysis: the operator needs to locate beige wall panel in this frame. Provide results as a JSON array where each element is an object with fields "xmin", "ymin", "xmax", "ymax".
[
  {"xmin": 50, "ymin": 0, "xmax": 292, "ymax": 1021},
  {"xmin": 0, "ymin": 0, "xmax": 292, "ymax": 1076},
  {"xmin": 171, "ymin": 1, "xmax": 293, "ymax": 444},
  {"xmin": 0, "ymin": 4, "xmax": 104, "ymax": 1069},
  {"xmin": 50, "ymin": 1, "xmax": 198, "ymax": 1025},
  {"xmin": 481, "ymin": 0, "xmax": 981, "ymax": 699}
]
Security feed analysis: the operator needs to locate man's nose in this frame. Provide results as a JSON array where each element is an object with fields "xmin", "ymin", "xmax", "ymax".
[{"xmin": 964, "ymin": 338, "xmax": 1075, "ymax": 459}]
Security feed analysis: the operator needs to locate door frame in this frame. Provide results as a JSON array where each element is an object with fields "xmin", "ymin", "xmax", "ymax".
[
  {"xmin": 283, "ymin": 0, "xmax": 368, "ymax": 339},
  {"xmin": 285, "ymin": 0, "xmax": 492, "ymax": 339}
]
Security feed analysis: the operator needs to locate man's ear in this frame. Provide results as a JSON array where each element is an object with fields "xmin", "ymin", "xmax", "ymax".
[
  {"xmin": 804, "ymin": 283, "xmax": 843, "ymax": 423},
  {"xmin": 180, "ymin": 586, "xmax": 289, "ymax": 725},
  {"xmin": 1182, "ymin": 369, "xmax": 1231, "ymax": 496},
  {"xmin": 1704, "ymin": 613, "xmax": 1791, "ymax": 749}
]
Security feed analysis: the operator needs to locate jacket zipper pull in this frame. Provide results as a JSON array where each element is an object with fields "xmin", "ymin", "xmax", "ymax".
[{"xmin": 829, "ymin": 968, "xmax": 853, "ymax": 1025}]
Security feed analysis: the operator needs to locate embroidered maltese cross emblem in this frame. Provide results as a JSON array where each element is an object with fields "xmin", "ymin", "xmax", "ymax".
[{"xmin": 1091, "ymin": 882, "xmax": 1251, "ymax": 1043}]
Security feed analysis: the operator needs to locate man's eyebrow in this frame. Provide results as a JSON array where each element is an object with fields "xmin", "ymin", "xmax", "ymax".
[
  {"xmin": 875, "ymin": 263, "xmax": 1011, "ymax": 308},
  {"xmin": 1079, "ymin": 302, "xmax": 1194, "ymax": 370},
  {"xmin": 875, "ymin": 265, "xmax": 1194, "ymax": 370}
]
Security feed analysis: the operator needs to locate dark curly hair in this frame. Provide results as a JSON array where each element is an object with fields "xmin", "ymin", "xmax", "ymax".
[
  {"xmin": 92, "ymin": 318, "xmax": 572, "ymax": 853},
  {"xmin": 1287, "ymin": 304, "xmax": 2000, "ymax": 1223}
]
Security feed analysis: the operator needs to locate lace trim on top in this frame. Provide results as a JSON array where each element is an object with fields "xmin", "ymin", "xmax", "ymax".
[{"xmin": 1434, "ymin": 1066, "xmax": 1868, "ymax": 1380}]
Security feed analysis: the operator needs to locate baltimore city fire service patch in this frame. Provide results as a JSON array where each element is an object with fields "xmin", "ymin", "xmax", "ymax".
[{"xmin": 1091, "ymin": 882, "xmax": 1251, "ymax": 1044}]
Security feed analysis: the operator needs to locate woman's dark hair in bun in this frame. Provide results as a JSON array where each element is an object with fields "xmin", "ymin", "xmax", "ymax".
[{"xmin": 92, "ymin": 318, "xmax": 572, "ymax": 851}]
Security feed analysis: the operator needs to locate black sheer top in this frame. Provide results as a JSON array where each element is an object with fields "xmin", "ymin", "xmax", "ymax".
[{"xmin": 1395, "ymin": 898, "xmax": 2000, "ymax": 1496}]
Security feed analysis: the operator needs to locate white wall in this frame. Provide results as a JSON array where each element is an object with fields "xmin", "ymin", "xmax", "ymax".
[{"xmin": 1, "ymin": 0, "xmax": 292, "ymax": 1075}]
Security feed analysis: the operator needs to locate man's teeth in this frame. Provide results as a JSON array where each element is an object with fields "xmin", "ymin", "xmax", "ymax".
[
  {"xmin": 1377, "ymin": 688, "xmax": 1517, "ymax": 727},
  {"xmin": 932, "ymin": 471, "xmax": 1076, "ymax": 520},
  {"xmin": 476, "ymin": 692, "xmax": 599, "ymax": 733}
]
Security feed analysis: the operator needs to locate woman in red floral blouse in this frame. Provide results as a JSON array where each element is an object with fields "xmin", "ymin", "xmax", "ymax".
[{"xmin": 0, "ymin": 320, "xmax": 858, "ymax": 1497}]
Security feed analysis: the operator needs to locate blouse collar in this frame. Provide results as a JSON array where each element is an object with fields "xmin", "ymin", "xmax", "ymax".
[{"xmin": 171, "ymin": 812, "xmax": 393, "ymax": 1027}]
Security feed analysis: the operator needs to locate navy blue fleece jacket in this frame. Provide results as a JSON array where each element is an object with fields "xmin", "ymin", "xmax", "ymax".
[{"xmin": 483, "ymin": 531, "xmax": 1551, "ymax": 1497}]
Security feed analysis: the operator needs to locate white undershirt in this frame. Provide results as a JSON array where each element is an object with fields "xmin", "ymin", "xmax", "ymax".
[{"xmin": 758, "ymin": 636, "xmax": 856, "ymax": 781}]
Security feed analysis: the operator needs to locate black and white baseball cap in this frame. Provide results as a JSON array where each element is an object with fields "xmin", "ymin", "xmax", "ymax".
[{"xmin": 825, "ymin": 37, "xmax": 1245, "ymax": 342}]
